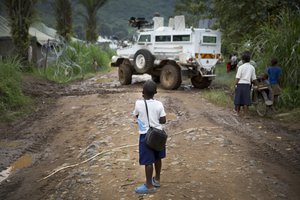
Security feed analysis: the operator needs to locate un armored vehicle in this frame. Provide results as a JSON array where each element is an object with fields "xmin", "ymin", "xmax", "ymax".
[{"xmin": 111, "ymin": 16, "xmax": 221, "ymax": 89}]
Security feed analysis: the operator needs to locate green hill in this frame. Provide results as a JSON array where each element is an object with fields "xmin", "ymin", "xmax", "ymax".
[{"xmin": 35, "ymin": 0, "xmax": 175, "ymax": 40}]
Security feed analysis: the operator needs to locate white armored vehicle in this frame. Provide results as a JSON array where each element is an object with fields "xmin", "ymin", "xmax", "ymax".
[{"xmin": 111, "ymin": 15, "xmax": 221, "ymax": 89}]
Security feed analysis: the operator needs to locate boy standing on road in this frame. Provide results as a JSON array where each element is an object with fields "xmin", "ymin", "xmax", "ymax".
[
  {"xmin": 133, "ymin": 80, "xmax": 167, "ymax": 194},
  {"xmin": 234, "ymin": 52, "xmax": 257, "ymax": 116}
]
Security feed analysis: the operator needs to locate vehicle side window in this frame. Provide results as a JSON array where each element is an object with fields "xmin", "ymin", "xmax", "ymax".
[
  {"xmin": 155, "ymin": 35, "xmax": 171, "ymax": 42},
  {"xmin": 202, "ymin": 36, "xmax": 217, "ymax": 44},
  {"xmin": 138, "ymin": 35, "xmax": 151, "ymax": 42},
  {"xmin": 173, "ymin": 35, "xmax": 190, "ymax": 42}
]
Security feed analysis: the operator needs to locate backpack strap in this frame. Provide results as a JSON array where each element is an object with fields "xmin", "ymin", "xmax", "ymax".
[{"xmin": 144, "ymin": 100, "xmax": 151, "ymax": 128}]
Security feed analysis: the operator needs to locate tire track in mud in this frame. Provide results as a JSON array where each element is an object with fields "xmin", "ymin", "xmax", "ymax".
[{"xmin": 205, "ymin": 110, "xmax": 300, "ymax": 173}]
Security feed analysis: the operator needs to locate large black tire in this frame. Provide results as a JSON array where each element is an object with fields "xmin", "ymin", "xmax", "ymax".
[
  {"xmin": 160, "ymin": 64, "xmax": 182, "ymax": 90},
  {"xmin": 133, "ymin": 49, "xmax": 154, "ymax": 73},
  {"xmin": 118, "ymin": 63, "xmax": 132, "ymax": 85},
  {"xmin": 191, "ymin": 75, "xmax": 212, "ymax": 89}
]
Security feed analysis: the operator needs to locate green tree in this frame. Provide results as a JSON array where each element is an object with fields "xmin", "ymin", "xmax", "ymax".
[
  {"xmin": 54, "ymin": 0, "xmax": 72, "ymax": 42},
  {"xmin": 3, "ymin": 0, "xmax": 38, "ymax": 62},
  {"xmin": 79, "ymin": 0, "xmax": 108, "ymax": 43},
  {"xmin": 252, "ymin": 9, "xmax": 300, "ymax": 89},
  {"xmin": 211, "ymin": 0, "xmax": 300, "ymax": 54},
  {"xmin": 174, "ymin": 0, "xmax": 207, "ymax": 27}
]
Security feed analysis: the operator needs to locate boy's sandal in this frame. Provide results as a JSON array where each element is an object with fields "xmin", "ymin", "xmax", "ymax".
[
  {"xmin": 152, "ymin": 177, "xmax": 160, "ymax": 187},
  {"xmin": 135, "ymin": 184, "xmax": 157, "ymax": 194}
]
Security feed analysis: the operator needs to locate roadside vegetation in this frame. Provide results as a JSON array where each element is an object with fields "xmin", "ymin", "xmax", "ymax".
[
  {"xmin": 33, "ymin": 42, "xmax": 114, "ymax": 83},
  {"xmin": 0, "ymin": 58, "xmax": 32, "ymax": 122},
  {"xmin": 252, "ymin": 9, "xmax": 300, "ymax": 110},
  {"xmin": 201, "ymin": 63, "xmax": 234, "ymax": 108},
  {"xmin": 0, "ymin": 43, "xmax": 114, "ymax": 122},
  {"xmin": 0, "ymin": 0, "xmax": 113, "ymax": 122}
]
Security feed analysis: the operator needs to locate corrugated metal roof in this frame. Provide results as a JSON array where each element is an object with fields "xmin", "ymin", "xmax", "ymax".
[
  {"xmin": 0, "ymin": 16, "xmax": 10, "ymax": 37},
  {"xmin": 31, "ymin": 22, "xmax": 57, "ymax": 38},
  {"xmin": 0, "ymin": 15, "xmax": 80, "ymax": 44},
  {"xmin": 0, "ymin": 15, "xmax": 55, "ymax": 45},
  {"xmin": 29, "ymin": 27, "xmax": 54, "ymax": 45}
]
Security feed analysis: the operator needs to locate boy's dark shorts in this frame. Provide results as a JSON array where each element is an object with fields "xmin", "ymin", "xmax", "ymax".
[{"xmin": 139, "ymin": 134, "xmax": 166, "ymax": 165}]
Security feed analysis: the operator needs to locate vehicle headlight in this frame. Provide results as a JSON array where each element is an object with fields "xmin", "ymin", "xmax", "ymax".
[{"xmin": 111, "ymin": 56, "xmax": 118, "ymax": 62}]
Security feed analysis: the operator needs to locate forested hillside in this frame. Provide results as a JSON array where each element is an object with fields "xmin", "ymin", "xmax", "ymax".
[{"xmin": 35, "ymin": 0, "xmax": 174, "ymax": 40}]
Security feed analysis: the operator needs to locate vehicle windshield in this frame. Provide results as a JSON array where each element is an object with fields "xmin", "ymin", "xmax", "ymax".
[{"xmin": 138, "ymin": 34, "xmax": 151, "ymax": 42}]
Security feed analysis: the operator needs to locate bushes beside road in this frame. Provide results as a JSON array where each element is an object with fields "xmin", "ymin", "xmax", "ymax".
[
  {"xmin": 0, "ymin": 43, "xmax": 114, "ymax": 121},
  {"xmin": 0, "ymin": 57, "xmax": 32, "ymax": 121},
  {"xmin": 200, "ymin": 64, "xmax": 234, "ymax": 108},
  {"xmin": 34, "ymin": 42, "xmax": 115, "ymax": 83}
]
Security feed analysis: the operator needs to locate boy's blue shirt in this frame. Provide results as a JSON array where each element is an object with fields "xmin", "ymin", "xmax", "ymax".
[{"xmin": 267, "ymin": 66, "xmax": 282, "ymax": 85}]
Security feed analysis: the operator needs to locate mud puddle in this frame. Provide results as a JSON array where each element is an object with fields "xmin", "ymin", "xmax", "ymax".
[{"xmin": 0, "ymin": 154, "xmax": 34, "ymax": 184}]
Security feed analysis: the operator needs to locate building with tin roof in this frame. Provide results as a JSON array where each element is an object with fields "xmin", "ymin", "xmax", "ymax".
[{"xmin": 0, "ymin": 15, "xmax": 56, "ymax": 63}]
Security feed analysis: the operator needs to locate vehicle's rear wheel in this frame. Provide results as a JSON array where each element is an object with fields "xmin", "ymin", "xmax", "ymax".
[
  {"xmin": 133, "ymin": 49, "xmax": 154, "ymax": 73},
  {"xmin": 118, "ymin": 63, "xmax": 132, "ymax": 85},
  {"xmin": 191, "ymin": 75, "xmax": 212, "ymax": 89},
  {"xmin": 160, "ymin": 64, "xmax": 182, "ymax": 90}
]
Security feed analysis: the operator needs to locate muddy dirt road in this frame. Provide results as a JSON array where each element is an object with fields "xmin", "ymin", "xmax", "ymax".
[{"xmin": 0, "ymin": 71, "xmax": 300, "ymax": 200}]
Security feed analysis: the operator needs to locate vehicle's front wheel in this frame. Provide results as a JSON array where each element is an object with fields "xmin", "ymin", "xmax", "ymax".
[
  {"xmin": 191, "ymin": 75, "xmax": 212, "ymax": 89},
  {"xmin": 160, "ymin": 64, "xmax": 182, "ymax": 90},
  {"xmin": 118, "ymin": 63, "xmax": 132, "ymax": 85}
]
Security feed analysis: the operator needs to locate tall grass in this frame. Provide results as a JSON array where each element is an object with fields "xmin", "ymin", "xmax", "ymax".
[
  {"xmin": 201, "ymin": 89, "xmax": 233, "ymax": 108},
  {"xmin": 252, "ymin": 8, "xmax": 300, "ymax": 109},
  {"xmin": 277, "ymin": 88, "xmax": 300, "ymax": 109},
  {"xmin": 199, "ymin": 63, "xmax": 235, "ymax": 108},
  {"xmin": 0, "ymin": 57, "xmax": 31, "ymax": 121},
  {"xmin": 68, "ymin": 42, "xmax": 114, "ymax": 73},
  {"xmin": 35, "ymin": 42, "xmax": 115, "ymax": 83},
  {"xmin": 253, "ymin": 9, "xmax": 300, "ymax": 88},
  {"xmin": 214, "ymin": 63, "xmax": 235, "ymax": 88}
]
